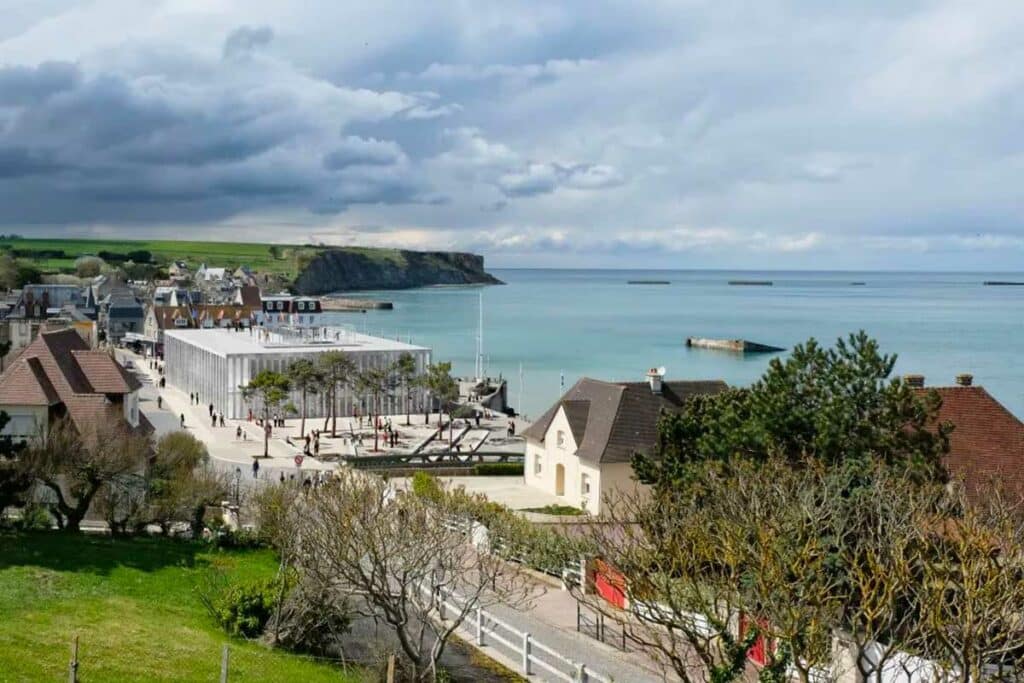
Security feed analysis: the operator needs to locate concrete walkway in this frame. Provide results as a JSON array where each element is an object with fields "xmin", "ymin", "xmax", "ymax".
[
  {"xmin": 487, "ymin": 583, "xmax": 668, "ymax": 683},
  {"xmin": 120, "ymin": 349, "xmax": 336, "ymax": 485}
]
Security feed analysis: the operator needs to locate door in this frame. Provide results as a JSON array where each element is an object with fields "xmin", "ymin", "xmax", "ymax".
[
  {"xmin": 555, "ymin": 464, "xmax": 565, "ymax": 496},
  {"xmin": 594, "ymin": 559, "xmax": 627, "ymax": 609},
  {"xmin": 739, "ymin": 613, "xmax": 773, "ymax": 667}
]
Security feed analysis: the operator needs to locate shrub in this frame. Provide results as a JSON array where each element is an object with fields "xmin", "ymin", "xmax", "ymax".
[
  {"xmin": 213, "ymin": 527, "xmax": 265, "ymax": 550},
  {"xmin": 472, "ymin": 463, "xmax": 523, "ymax": 476},
  {"xmin": 74, "ymin": 255, "xmax": 105, "ymax": 278},
  {"xmin": 199, "ymin": 574, "xmax": 290, "ymax": 638},
  {"xmin": 411, "ymin": 471, "xmax": 443, "ymax": 501},
  {"xmin": 15, "ymin": 503, "xmax": 52, "ymax": 531},
  {"xmin": 522, "ymin": 504, "xmax": 584, "ymax": 516}
]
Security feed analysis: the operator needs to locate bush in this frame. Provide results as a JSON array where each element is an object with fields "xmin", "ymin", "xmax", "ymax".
[
  {"xmin": 213, "ymin": 527, "xmax": 265, "ymax": 550},
  {"xmin": 472, "ymin": 463, "xmax": 523, "ymax": 476},
  {"xmin": 15, "ymin": 503, "xmax": 52, "ymax": 531},
  {"xmin": 200, "ymin": 574, "xmax": 289, "ymax": 638},
  {"xmin": 411, "ymin": 471, "xmax": 443, "ymax": 500},
  {"xmin": 74, "ymin": 255, "xmax": 105, "ymax": 278}
]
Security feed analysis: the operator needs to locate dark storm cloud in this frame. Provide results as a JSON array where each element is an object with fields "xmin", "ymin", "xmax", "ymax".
[
  {"xmin": 0, "ymin": 61, "xmax": 79, "ymax": 104},
  {"xmin": 1, "ymin": 2, "xmax": 1023, "ymax": 268}
]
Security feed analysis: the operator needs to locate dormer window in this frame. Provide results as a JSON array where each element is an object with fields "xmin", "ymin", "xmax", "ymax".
[{"xmin": 556, "ymin": 430, "xmax": 566, "ymax": 448}]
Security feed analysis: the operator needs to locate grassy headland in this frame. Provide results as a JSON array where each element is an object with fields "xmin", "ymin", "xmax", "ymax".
[{"xmin": 0, "ymin": 236, "xmax": 409, "ymax": 278}]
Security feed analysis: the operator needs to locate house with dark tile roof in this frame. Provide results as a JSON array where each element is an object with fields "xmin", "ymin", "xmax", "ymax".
[
  {"xmin": 103, "ymin": 289, "xmax": 145, "ymax": 345},
  {"xmin": 0, "ymin": 328, "xmax": 151, "ymax": 442},
  {"xmin": 522, "ymin": 370, "xmax": 728, "ymax": 515},
  {"xmin": 912, "ymin": 374, "xmax": 1024, "ymax": 502}
]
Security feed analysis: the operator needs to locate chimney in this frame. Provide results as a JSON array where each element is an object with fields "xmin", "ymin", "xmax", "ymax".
[
  {"xmin": 903, "ymin": 374, "xmax": 925, "ymax": 388},
  {"xmin": 646, "ymin": 367, "xmax": 665, "ymax": 394},
  {"xmin": 956, "ymin": 373, "xmax": 973, "ymax": 387}
]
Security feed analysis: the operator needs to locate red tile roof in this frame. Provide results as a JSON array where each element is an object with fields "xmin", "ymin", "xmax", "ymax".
[
  {"xmin": 919, "ymin": 386, "xmax": 1024, "ymax": 501},
  {"xmin": 0, "ymin": 357, "xmax": 61, "ymax": 406},
  {"xmin": 71, "ymin": 350, "xmax": 141, "ymax": 393},
  {"xmin": 0, "ymin": 328, "xmax": 150, "ymax": 436}
]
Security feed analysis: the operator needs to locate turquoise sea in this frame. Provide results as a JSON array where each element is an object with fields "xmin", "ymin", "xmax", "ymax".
[{"xmin": 326, "ymin": 270, "xmax": 1024, "ymax": 420}]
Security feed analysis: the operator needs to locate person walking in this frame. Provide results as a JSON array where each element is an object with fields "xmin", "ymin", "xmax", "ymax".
[
  {"xmin": 219, "ymin": 413, "xmax": 225, "ymax": 428},
  {"xmin": 180, "ymin": 413, "xmax": 185, "ymax": 428},
  {"xmin": 280, "ymin": 471, "xmax": 285, "ymax": 483},
  {"xmin": 157, "ymin": 396, "xmax": 163, "ymax": 409},
  {"xmin": 236, "ymin": 425, "xmax": 242, "ymax": 439},
  {"xmin": 208, "ymin": 403, "xmax": 214, "ymax": 418},
  {"xmin": 211, "ymin": 414, "xmax": 216, "ymax": 428},
  {"xmin": 252, "ymin": 458, "xmax": 260, "ymax": 479}
]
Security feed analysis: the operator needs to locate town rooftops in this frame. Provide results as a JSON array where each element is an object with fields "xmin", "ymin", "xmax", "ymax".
[
  {"xmin": 150, "ymin": 305, "xmax": 258, "ymax": 330},
  {"xmin": 522, "ymin": 377, "xmax": 729, "ymax": 464},
  {"xmin": 164, "ymin": 326, "xmax": 428, "ymax": 357}
]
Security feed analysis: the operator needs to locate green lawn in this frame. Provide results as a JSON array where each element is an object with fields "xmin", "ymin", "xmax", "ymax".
[{"xmin": 0, "ymin": 532, "xmax": 363, "ymax": 682}]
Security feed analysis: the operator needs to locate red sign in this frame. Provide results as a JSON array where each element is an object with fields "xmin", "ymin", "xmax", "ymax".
[{"xmin": 294, "ymin": 455, "xmax": 304, "ymax": 467}]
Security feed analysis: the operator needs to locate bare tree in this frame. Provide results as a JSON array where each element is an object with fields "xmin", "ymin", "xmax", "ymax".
[
  {"xmin": 21, "ymin": 418, "xmax": 151, "ymax": 532},
  {"xmin": 576, "ymin": 480, "xmax": 769, "ymax": 683},
  {"xmin": 833, "ymin": 469, "xmax": 941, "ymax": 683},
  {"xmin": 914, "ymin": 484, "xmax": 1024, "ymax": 683},
  {"xmin": 291, "ymin": 471, "xmax": 537, "ymax": 682}
]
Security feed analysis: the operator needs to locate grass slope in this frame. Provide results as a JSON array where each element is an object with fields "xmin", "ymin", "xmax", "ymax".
[{"xmin": 0, "ymin": 532, "xmax": 362, "ymax": 683}]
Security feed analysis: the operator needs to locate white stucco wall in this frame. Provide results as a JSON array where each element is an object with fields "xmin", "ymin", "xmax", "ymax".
[
  {"xmin": 524, "ymin": 406, "xmax": 652, "ymax": 515},
  {"xmin": 525, "ymin": 407, "xmax": 612, "ymax": 514},
  {"xmin": 597, "ymin": 462, "xmax": 650, "ymax": 514}
]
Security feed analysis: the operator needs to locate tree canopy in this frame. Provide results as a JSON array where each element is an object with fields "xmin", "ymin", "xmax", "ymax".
[{"xmin": 634, "ymin": 331, "xmax": 951, "ymax": 493}]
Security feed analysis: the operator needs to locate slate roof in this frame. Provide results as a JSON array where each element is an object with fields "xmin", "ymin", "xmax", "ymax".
[
  {"xmin": 523, "ymin": 378, "xmax": 728, "ymax": 464},
  {"xmin": 918, "ymin": 386, "xmax": 1024, "ymax": 501},
  {"xmin": 0, "ymin": 328, "xmax": 150, "ymax": 436}
]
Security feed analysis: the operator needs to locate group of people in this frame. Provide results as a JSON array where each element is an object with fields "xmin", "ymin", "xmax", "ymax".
[
  {"xmin": 276, "ymin": 468, "xmax": 331, "ymax": 492},
  {"xmin": 302, "ymin": 430, "xmax": 322, "ymax": 456},
  {"xmin": 258, "ymin": 414, "xmax": 286, "ymax": 428}
]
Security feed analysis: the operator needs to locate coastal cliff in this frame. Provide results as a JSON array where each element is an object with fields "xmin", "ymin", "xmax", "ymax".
[{"xmin": 292, "ymin": 248, "xmax": 503, "ymax": 295}]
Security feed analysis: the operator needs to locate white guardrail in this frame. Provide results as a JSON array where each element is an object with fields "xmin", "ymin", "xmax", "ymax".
[{"xmin": 422, "ymin": 583, "xmax": 614, "ymax": 683}]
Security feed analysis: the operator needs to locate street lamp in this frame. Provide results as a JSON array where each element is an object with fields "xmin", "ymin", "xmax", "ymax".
[{"xmin": 234, "ymin": 467, "xmax": 241, "ymax": 505}]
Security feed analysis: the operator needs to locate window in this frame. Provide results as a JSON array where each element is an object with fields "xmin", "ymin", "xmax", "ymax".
[
  {"xmin": 275, "ymin": 301, "xmax": 284, "ymax": 311},
  {"xmin": 581, "ymin": 474, "xmax": 591, "ymax": 496},
  {"xmin": 533, "ymin": 453, "xmax": 542, "ymax": 476},
  {"xmin": 556, "ymin": 430, "xmax": 566, "ymax": 448}
]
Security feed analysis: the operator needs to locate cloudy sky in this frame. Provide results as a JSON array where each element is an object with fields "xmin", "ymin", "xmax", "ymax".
[{"xmin": 0, "ymin": 1, "xmax": 1022, "ymax": 269}]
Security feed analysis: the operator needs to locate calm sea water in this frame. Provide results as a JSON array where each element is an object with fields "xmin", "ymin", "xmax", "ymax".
[{"xmin": 325, "ymin": 270, "xmax": 1024, "ymax": 420}]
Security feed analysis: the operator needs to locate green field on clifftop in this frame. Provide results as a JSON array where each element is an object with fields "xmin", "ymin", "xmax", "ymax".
[{"xmin": 0, "ymin": 236, "xmax": 408, "ymax": 275}]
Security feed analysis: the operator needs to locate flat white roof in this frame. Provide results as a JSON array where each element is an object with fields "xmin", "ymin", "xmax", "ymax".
[{"xmin": 164, "ymin": 327, "xmax": 429, "ymax": 357}]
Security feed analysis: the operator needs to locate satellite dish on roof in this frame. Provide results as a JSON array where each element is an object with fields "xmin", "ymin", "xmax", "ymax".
[{"xmin": 657, "ymin": 366, "xmax": 666, "ymax": 376}]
